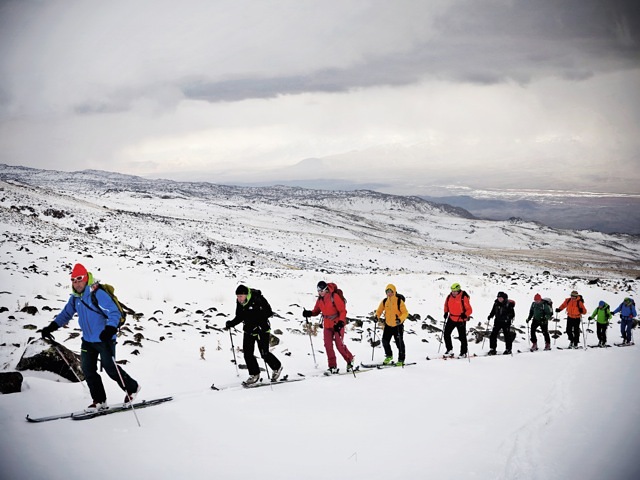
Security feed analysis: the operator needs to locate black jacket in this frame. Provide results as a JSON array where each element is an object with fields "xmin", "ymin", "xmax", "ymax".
[
  {"xmin": 488, "ymin": 299, "xmax": 515, "ymax": 324},
  {"xmin": 228, "ymin": 289, "xmax": 273, "ymax": 334}
]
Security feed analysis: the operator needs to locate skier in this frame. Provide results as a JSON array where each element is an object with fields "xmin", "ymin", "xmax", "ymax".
[
  {"xmin": 487, "ymin": 291, "xmax": 516, "ymax": 355},
  {"xmin": 612, "ymin": 297, "xmax": 637, "ymax": 345},
  {"xmin": 303, "ymin": 281, "xmax": 355, "ymax": 374},
  {"xmin": 526, "ymin": 294, "xmax": 552, "ymax": 351},
  {"xmin": 374, "ymin": 284, "xmax": 409, "ymax": 366},
  {"xmin": 40, "ymin": 263, "xmax": 140, "ymax": 411},
  {"xmin": 225, "ymin": 285, "xmax": 282, "ymax": 385},
  {"xmin": 556, "ymin": 290, "xmax": 587, "ymax": 348},
  {"xmin": 588, "ymin": 300, "xmax": 613, "ymax": 347},
  {"xmin": 443, "ymin": 282, "xmax": 473, "ymax": 358}
]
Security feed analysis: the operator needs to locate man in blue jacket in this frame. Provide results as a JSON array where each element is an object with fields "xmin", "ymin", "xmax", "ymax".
[
  {"xmin": 612, "ymin": 297, "xmax": 637, "ymax": 345},
  {"xmin": 41, "ymin": 263, "xmax": 140, "ymax": 410}
]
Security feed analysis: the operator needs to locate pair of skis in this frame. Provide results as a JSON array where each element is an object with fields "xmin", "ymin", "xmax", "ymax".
[{"xmin": 26, "ymin": 396, "xmax": 173, "ymax": 423}]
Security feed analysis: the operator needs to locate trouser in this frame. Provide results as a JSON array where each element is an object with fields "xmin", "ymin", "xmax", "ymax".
[
  {"xmin": 597, "ymin": 323, "xmax": 608, "ymax": 344},
  {"xmin": 81, "ymin": 339, "xmax": 138, "ymax": 404},
  {"xmin": 323, "ymin": 327, "xmax": 354, "ymax": 368},
  {"xmin": 243, "ymin": 332, "xmax": 281, "ymax": 376},
  {"xmin": 566, "ymin": 317, "xmax": 581, "ymax": 345},
  {"xmin": 530, "ymin": 319, "xmax": 550, "ymax": 344},
  {"xmin": 382, "ymin": 324, "xmax": 405, "ymax": 362},
  {"xmin": 489, "ymin": 320, "xmax": 512, "ymax": 351},
  {"xmin": 620, "ymin": 316, "xmax": 633, "ymax": 343},
  {"xmin": 443, "ymin": 320, "xmax": 468, "ymax": 355}
]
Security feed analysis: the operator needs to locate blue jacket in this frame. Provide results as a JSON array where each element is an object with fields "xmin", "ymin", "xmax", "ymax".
[
  {"xmin": 54, "ymin": 273, "xmax": 121, "ymax": 343},
  {"xmin": 612, "ymin": 301, "xmax": 637, "ymax": 319}
]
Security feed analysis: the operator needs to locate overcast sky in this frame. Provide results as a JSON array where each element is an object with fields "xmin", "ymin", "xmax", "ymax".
[{"xmin": 0, "ymin": 0, "xmax": 638, "ymax": 194}]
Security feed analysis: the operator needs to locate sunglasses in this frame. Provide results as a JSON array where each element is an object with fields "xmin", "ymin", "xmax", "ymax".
[
  {"xmin": 386, "ymin": 289, "xmax": 393, "ymax": 294},
  {"xmin": 317, "ymin": 287, "xmax": 327, "ymax": 293},
  {"xmin": 71, "ymin": 275, "xmax": 86, "ymax": 282}
]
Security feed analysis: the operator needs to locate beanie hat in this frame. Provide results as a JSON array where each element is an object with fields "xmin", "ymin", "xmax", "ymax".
[
  {"xmin": 534, "ymin": 294, "xmax": 542, "ymax": 301},
  {"xmin": 598, "ymin": 300, "xmax": 605, "ymax": 307},
  {"xmin": 317, "ymin": 281, "xmax": 328, "ymax": 291},
  {"xmin": 235, "ymin": 285, "xmax": 249, "ymax": 295},
  {"xmin": 497, "ymin": 291, "xmax": 507, "ymax": 300},
  {"xmin": 571, "ymin": 290, "xmax": 579, "ymax": 297},
  {"xmin": 71, "ymin": 263, "xmax": 88, "ymax": 280}
]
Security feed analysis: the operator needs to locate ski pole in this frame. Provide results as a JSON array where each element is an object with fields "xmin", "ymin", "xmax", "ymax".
[
  {"xmin": 107, "ymin": 342, "xmax": 141, "ymax": 427},
  {"xmin": 526, "ymin": 318, "xmax": 530, "ymax": 349},
  {"xmin": 228, "ymin": 328, "xmax": 240, "ymax": 377},
  {"xmin": 553, "ymin": 312, "xmax": 559, "ymax": 345},
  {"xmin": 371, "ymin": 317, "xmax": 378, "ymax": 361},
  {"xmin": 46, "ymin": 339, "xmax": 85, "ymax": 386},
  {"xmin": 437, "ymin": 315, "xmax": 447, "ymax": 353},
  {"xmin": 304, "ymin": 317, "xmax": 318, "ymax": 368},
  {"xmin": 581, "ymin": 318, "xmax": 587, "ymax": 349},
  {"xmin": 481, "ymin": 317, "xmax": 492, "ymax": 350}
]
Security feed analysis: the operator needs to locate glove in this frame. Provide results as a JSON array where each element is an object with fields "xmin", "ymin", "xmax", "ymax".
[
  {"xmin": 333, "ymin": 321, "xmax": 344, "ymax": 332},
  {"xmin": 526, "ymin": 318, "xmax": 531, "ymax": 323},
  {"xmin": 99, "ymin": 325, "xmax": 117, "ymax": 342},
  {"xmin": 555, "ymin": 308, "xmax": 560, "ymax": 312},
  {"xmin": 588, "ymin": 317, "xmax": 593, "ymax": 321},
  {"xmin": 487, "ymin": 315, "xmax": 491, "ymax": 321},
  {"xmin": 224, "ymin": 320, "xmax": 233, "ymax": 330},
  {"xmin": 395, "ymin": 318, "xmax": 401, "ymax": 326},
  {"xmin": 443, "ymin": 312, "xmax": 449, "ymax": 321},
  {"xmin": 41, "ymin": 321, "xmax": 59, "ymax": 341},
  {"xmin": 302, "ymin": 309, "xmax": 312, "ymax": 318},
  {"xmin": 460, "ymin": 314, "xmax": 467, "ymax": 321}
]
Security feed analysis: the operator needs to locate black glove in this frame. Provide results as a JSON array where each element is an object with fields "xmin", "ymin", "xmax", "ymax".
[
  {"xmin": 487, "ymin": 315, "xmax": 491, "ymax": 321},
  {"xmin": 555, "ymin": 308, "xmax": 560, "ymax": 312},
  {"xmin": 443, "ymin": 312, "xmax": 449, "ymax": 321},
  {"xmin": 99, "ymin": 325, "xmax": 118, "ymax": 342},
  {"xmin": 460, "ymin": 314, "xmax": 467, "ymax": 320},
  {"xmin": 395, "ymin": 318, "xmax": 401, "ymax": 326},
  {"xmin": 526, "ymin": 318, "xmax": 531, "ymax": 323},
  {"xmin": 333, "ymin": 321, "xmax": 344, "ymax": 332},
  {"xmin": 302, "ymin": 309, "xmax": 312, "ymax": 318},
  {"xmin": 224, "ymin": 320, "xmax": 233, "ymax": 330},
  {"xmin": 41, "ymin": 321, "xmax": 59, "ymax": 341}
]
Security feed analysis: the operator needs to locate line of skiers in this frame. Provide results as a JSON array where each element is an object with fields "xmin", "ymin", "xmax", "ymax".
[{"xmin": 40, "ymin": 263, "xmax": 637, "ymax": 403}]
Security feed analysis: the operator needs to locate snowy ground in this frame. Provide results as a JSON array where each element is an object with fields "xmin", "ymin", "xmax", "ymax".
[
  {"xmin": 1, "ymin": 168, "xmax": 639, "ymax": 479},
  {"xmin": 1, "ymin": 269, "xmax": 639, "ymax": 480}
]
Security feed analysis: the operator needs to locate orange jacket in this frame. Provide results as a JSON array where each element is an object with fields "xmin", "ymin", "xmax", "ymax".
[
  {"xmin": 557, "ymin": 296, "xmax": 587, "ymax": 318},
  {"xmin": 310, "ymin": 283, "xmax": 347, "ymax": 328},
  {"xmin": 444, "ymin": 291, "xmax": 472, "ymax": 322}
]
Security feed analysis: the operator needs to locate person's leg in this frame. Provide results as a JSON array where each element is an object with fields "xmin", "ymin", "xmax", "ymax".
[{"xmin": 81, "ymin": 340, "xmax": 106, "ymax": 403}]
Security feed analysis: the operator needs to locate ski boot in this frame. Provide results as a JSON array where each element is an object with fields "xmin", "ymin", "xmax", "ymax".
[
  {"xmin": 530, "ymin": 343, "xmax": 538, "ymax": 352},
  {"xmin": 487, "ymin": 349, "xmax": 497, "ymax": 356},
  {"xmin": 544, "ymin": 343, "xmax": 551, "ymax": 351},
  {"xmin": 383, "ymin": 356, "xmax": 393, "ymax": 365}
]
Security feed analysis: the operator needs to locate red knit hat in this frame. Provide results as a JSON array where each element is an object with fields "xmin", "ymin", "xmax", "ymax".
[
  {"xmin": 71, "ymin": 263, "xmax": 88, "ymax": 280},
  {"xmin": 534, "ymin": 294, "xmax": 542, "ymax": 301}
]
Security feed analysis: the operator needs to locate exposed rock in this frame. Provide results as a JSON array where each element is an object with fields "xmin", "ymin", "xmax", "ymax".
[
  {"xmin": 16, "ymin": 339, "xmax": 84, "ymax": 382},
  {"xmin": 0, "ymin": 371, "xmax": 23, "ymax": 394}
]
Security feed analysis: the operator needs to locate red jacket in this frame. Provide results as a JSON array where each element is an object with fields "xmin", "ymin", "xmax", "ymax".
[
  {"xmin": 444, "ymin": 291, "xmax": 472, "ymax": 322},
  {"xmin": 310, "ymin": 283, "xmax": 347, "ymax": 328}
]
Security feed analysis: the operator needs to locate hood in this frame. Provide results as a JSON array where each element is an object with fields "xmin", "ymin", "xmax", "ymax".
[{"xmin": 385, "ymin": 284, "xmax": 397, "ymax": 295}]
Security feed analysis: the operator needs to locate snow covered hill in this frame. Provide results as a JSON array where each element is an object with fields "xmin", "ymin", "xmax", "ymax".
[{"xmin": 1, "ymin": 164, "xmax": 639, "ymax": 480}]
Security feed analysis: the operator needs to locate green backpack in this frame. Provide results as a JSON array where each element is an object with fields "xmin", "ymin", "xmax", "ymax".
[{"xmin": 88, "ymin": 283, "xmax": 131, "ymax": 329}]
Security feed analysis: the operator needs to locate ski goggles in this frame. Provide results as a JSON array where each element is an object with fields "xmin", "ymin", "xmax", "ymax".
[{"xmin": 71, "ymin": 275, "xmax": 87, "ymax": 282}]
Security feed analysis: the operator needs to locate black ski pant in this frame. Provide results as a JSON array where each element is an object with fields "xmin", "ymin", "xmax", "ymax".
[
  {"xmin": 382, "ymin": 324, "xmax": 405, "ymax": 362},
  {"xmin": 530, "ymin": 319, "xmax": 550, "ymax": 345},
  {"xmin": 443, "ymin": 320, "xmax": 467, "ymax": 355},
  {"xmin": 489, "ymin": 320, "xmax": 513, "ymax": 351},
  {"xmin": 81, "ymin": 339, "xmax": 138, "ymax": 404},
  {"xmin": 596, "ymin": 323, "xmax": 608, "ymax": 344},
  {"xmin": 243, "ymin": 331, "xmax": 281, "ymax": 376},
  {"xmin": 566, "ymin": 317, "xmax": 581, "ymax": 345}
]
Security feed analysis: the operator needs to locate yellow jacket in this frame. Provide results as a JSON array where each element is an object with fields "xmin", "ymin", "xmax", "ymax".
[{"xmin": 375, "ymin": 284, "xmax": 409, "ymax": 327}]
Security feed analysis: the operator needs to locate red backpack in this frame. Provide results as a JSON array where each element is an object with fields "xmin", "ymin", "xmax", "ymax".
[{"xmin": 326, "ymin": 282, "xmax": 347, "ymax": 307}]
